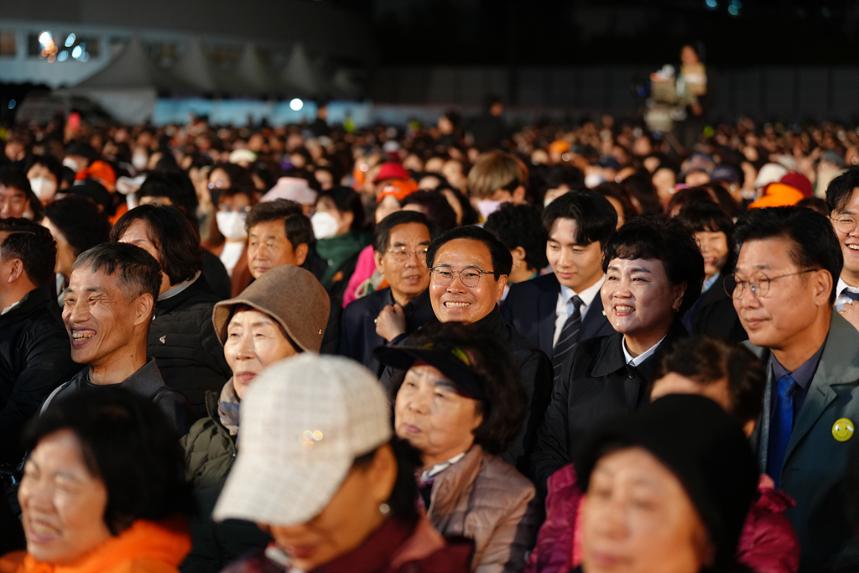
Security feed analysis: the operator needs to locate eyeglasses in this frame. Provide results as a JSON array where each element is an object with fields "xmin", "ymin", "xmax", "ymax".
[
  {"xmin": 430, "ymin": 266, "xmax": 494, "ymax": 288},
  {"xmin": 725, "ymin": 268, "xmax": 820, "ymax": 299},
  {"xmin": 831, "ymin": 214, "xmax": 858, "ymax": 234},
  {"xmin": 386, "ymin": 245, "xmax": 429, "ymax": 263}
]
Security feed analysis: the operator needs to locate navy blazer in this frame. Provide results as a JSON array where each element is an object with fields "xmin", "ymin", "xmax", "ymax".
[
  {"xmin": 338, "ymin": 289, "xmax": 434, "ymax": 376},
  {"xmin": 502, "ymin": 273, "xmax": 615, "ymax": 359}
]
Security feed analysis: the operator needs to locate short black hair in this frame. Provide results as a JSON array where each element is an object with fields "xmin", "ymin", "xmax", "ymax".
[
  {"xmin": 426, "ymin": 225, "xmax": 513, "ymax": 279},
  {"xmin": 401, "ymin": 190, "xmax": 458, "ymax": 233},
  {"xmin": 137, "ymin": 170, "xmax": 199, "ymax": 218},
  {"xmin": 373, "ymin": 210, "xmax": 431, "ymax": 254},
  {"xmin": 25, "ymin": 154, "xmax": 64, "ymax": 184},
  {"xmin": 23, "ymin": 387, "xmax": 192, "ymax": 535},
  {"xmin": 676, "ymin": 202, "xmax": 736, "ymax": 272},
  {"xmin": 73, "ymin": 243, "xmax": 162, "ymax": 303},
  {"xmin": 658, "ymin": 336, "xmax": 765, "ymax": 425},
  {"xmin": 318, "ymin": 186, "xmax": 366, "ymax": 232},
  {"xmin": 484, "ymin": 203, "xmax": 548, "ymax": 271},
  {"xmin": 110, "ymin": 205, "xmax": 202, "ymax": 286},
  {"xmin": 44, "ymin": 196, "xmax": 110, "ymax": 259},
  {"xmin": 604, "ymin": 217, "xmax": 705, "ymax": 313},
  {"xmin": 825, "ymin": 167, "xmax": 859, "ymax": 213},
  {"xmin": 0, "ymin": 166, "xmax": 44, "ymax": 221},
  {"xmin": 0, "ymin": 218, "xmax": 56, "ymax": 287},
  {"xmin": 542, "ymin": 189, "xmax": 618, "ymax": 247},
  {"xmin": 733, "ymin": 207, "xmax": 842, "ymax": 304},
  {"xmin": 353, "ymin": 438, "xmax": 421, "ymax": 524},
  {"xmin": 394, "ymin": 322, "xmax": 526, "ymax": 454},
  {"xmin": 246, "ymin": 199, "xmax": 313, "ymax": 249}
]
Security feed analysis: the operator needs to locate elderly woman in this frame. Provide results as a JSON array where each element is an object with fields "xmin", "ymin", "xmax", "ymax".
[
  {"xmin": 575, "ymin": 394, "xmax": 759, "ymax": 573},
  {"xmin": 0, "ymin": 388, "xmax": 191, "ymax": 572},
  {"xmin": 533, "ymin": 217, "xmax": 704, "ymax": 484},
  {"xmin": 180, "ymin": 265, "xmax": 330, "ymax": 573},
  {"xmin": 214, "ymin": 354, "xmax": 472, "ymax": 572},
  {"xmin": 377, "ymin": 322, "xmax": 539, "ymax": 573}
]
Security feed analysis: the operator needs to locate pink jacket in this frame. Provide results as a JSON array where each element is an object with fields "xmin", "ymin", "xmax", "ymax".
[{"xmin": 525, "ymin": 464, "xmax": 800, "ymax": 573}]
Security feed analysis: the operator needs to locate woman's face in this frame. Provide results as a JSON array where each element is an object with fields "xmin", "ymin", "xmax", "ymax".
[
  {"xmin": 394, "ymin": 364, "xmax": 483, "ymax": 466},
  {"xmin": 262, "ymin": 445, "xmax": 397, "ymax": 571},
  {"xmin": 602, "ymin": 258, "xmax": 684, "ymax": 350},
  {"xmin": 694, "ymin": 231, "xmax": 729, "ymax": 278},
  {"xmin": 42, "ymin": 218, "xmax": 76, "ymax": 279},
  {"xmin": 208, "ymin": 167, "xmax": 231, "ymax": 191},
  {"xmin": 19, "ymin": 429, "xmax": 112, "ymax": 564},
  {"xmin": 315, "ymin": 197, "xmax": 353, "ymax": 236},
  {"xmin": 581, "ymin": 447, "xmax": 710, "ymax": 573},
  {"xmin": 224, "ymin": 309, "xmax": 298, "ymax": 399}
]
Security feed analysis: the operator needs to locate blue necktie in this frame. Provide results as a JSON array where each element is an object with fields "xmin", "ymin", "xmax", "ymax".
[{"xmin": 767, "ymin": 374, "xmax": 797, "ymax": 485}]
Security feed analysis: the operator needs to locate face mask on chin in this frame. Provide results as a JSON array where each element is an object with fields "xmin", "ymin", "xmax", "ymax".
[
  {"xmin": 311, "ymin": 211, "xmax": 340, "ymax": 239},
  {"xmin": 29, "ymin": 177, "xmax": 57, "ymax": 202},
  {"xmin": 216, "ymin": 211, "xmax": 248, "ymax": 241}
]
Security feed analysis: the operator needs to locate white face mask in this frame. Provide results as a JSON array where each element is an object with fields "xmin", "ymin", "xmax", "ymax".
[
  {"xmin": 29, "ymin": 177, "xmax": 57, "ymax": 202},
  {"xmin": 476, "ymin": 199, "xmax": 503, "ymax": 220},
  {"xmin": 216, "ymin": 211, "xmax": 248, "ymax": 241},
  {"xmin": 311, "ymin": 211, "xmax": 339, "ymax": 239},
  {"xmin": 132, "ymin": 152, "xmax": 148, "ymax": 171},
  {"xmin": 584, "ymin": 173, "xmax": 605, "ymax": 188},
  {"xmin": 62, "ymin": 157, "xmax": 81, "ymax": 173}
]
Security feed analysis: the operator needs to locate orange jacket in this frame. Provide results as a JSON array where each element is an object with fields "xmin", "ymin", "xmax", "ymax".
[{"xmin": 0, "ymin": 519, "xmax": 190, "ymax": 573}]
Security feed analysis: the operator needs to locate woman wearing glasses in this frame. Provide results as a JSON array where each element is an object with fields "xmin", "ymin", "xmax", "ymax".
[{"xmin": 533, "ymin": 217, "xmax": 704, "ymax": 484}]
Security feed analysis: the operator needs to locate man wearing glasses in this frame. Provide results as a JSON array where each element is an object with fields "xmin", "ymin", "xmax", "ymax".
[
  {"xmin": 731, "ymin": 206, "xmax": 859, "ymax": 571},
  {"xmin": 381, "ymin": 225, "xmax": 552, "ymax": 476},
  {"xmin": 339, "ymin": 211, "xmax": 434, "ymax": 373},
  {"xmin": 826, "ymin": 168, "xmax": 859, "ymax": 323}
]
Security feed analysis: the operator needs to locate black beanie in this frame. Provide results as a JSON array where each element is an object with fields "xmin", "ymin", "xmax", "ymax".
[{"xmin": 577, "ymin": 394, "xmax": 759, "ymax": 569}]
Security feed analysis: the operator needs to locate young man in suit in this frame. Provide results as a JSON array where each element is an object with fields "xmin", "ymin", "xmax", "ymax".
[
  {"xmin": 733, "ymin": 206, "xmax": 859, "ymax": 571},
  {"xmin": 503, "ymin": 190, "xmax": 617, "ymax": 385}
]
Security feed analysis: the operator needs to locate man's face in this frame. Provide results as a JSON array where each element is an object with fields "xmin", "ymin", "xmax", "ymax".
[
  {"xmin": 830, "ymin": 188, "xmax": 859, "ymax": 282},
  {"xmin": 429, "ymin": 238, "xmax": 506, "ymax": 324},
  {"xmin": 0, "ymin": 185, "xmax": 30, "ymax": 219},
  {"xmin": 247, "ymin": 220, "xmax": 307, "ymax": 279},
  {"xmin": 375, "ymin": 223, "xmax": 431, "ymax": 301},
  {"xmin": 62, "ymin": 267, "xmax": 142, "ymax": 367},
  {"xmin": 546, "ymin": 218, "xmax": 604, "ymax": 292},
  {"xmin": 733, "ymin": 237, "xmax": 828, "ymax": 351}
]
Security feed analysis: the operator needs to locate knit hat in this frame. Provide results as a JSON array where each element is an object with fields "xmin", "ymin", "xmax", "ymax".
[
  {"xmin": 212, "ymin": 265, "xmax": 330, "ymax": 352},
  {"xmin": 213, "ymin": 354, "xmax": 392, "ymax": 526},
  {"xmin": 780, "ymin": 171, "xmax": 813, "ymax": 198},
  {"xmin": 577, "ymin": 394, "xmax": 758, "ymax": 569},
  {"xmin": 373, "ymin": 162, "xmax": 411, "ymax": 183}
]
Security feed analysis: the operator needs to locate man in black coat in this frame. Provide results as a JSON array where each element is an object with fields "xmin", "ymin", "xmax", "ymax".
[
  {"xmin": 0, "ymin": 219, "xmax": 78, "ymax": 464},
  {"xmin": 113, "ymin": 206, "xmax": 230, "ymax": 422},
  {"xmin": 503, "ymin": 190, "xmax": 618, "ymax": 361},
  {"xmin": 381, "ymin": 226, "xmax": 552, "ymax": 475},
  {"xmin": 339, "ymin": 211, "xmax": 435, "ymax": 375}
]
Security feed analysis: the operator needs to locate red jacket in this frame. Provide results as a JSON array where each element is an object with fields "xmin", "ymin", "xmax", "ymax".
[{"xmin": 525, "ymin": 464, "xmax": 799, "ymax": 573}]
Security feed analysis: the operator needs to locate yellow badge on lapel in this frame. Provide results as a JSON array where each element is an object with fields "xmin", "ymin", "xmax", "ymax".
[{"xmin": 832, "ymin": 418, "xmax": 855, "ymax": 442}]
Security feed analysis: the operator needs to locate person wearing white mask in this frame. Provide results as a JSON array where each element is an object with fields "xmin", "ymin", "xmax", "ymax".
[
  {"xmin": 203, "ymin": 188, "xmax": 255, "ymax": 280},
  {"xmin": 466, "ymin": 151, "xmax": 528, "ymax": 223},
  {"xmin": 26, "ymin": 155, "xmax": 63, "ymax": 205},
  {"xmin": 312, "ymin": 187, "xmax": 371, "ymax": 294}
]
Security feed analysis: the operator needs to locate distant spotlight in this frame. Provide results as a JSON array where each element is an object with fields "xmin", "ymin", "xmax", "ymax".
[
  {"xmin": 57, "ymin": 50, "xmax": 69, "ymax": 62},
  {"xmin": 8, "ymin": 99, "xmax": 16, "ymax": 110},
  {"xmin": 727, "ymin": 0, "xmax": 741, "ymax": 15},
  {"xmin": 38, "ymin": 31, "xmax": 53, "ymax": 47},
  {"xmin": 705, "ymin": 0, "xmax": 718, "ymax": 9},
  {"xmin": 71, "ymin": 45, "xmax": 83, "ymax": 59},
  {"xmin": 64, "ymin": 33, "xmax": 76, "ymax": 47},
  {"xmin": 289, "ymin": 98, "xmax": 304, "ymax": 111}
]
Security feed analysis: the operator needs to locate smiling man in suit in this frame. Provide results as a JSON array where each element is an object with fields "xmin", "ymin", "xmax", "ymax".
[
  {"xmin": 733, "ymin": 206, "xmax": 859, "ymax": 572},
  {"xmin": 503, "ymin": 189, "xmax": 617, "ymax": 386}
]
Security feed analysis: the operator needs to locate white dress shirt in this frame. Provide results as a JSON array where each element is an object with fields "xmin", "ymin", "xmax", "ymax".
[
  {"xmin": 836, "ymin": 277, "xmax": 859, "ymax": 312},
  {"xmin": 622, "ymin": 336, "xmax": 667, "ymax": 368},
  {"xmin": 552, "ymin": 276, "xmax": 606, "ymax": 348}
]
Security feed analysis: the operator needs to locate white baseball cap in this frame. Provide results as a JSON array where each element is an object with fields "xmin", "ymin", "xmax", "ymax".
[{"xmin": 213, "ymin": 354, "xmax": 392, "ymax": 526}]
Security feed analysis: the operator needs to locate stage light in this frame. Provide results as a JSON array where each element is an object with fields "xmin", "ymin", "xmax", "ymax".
[
  {"xmin": 289, "ymin": 98, "xmax": 304, "ymax": 111},
  {"xmin": 38, "ymin": 31, "xmax": 53, "ymax": 47},
  {"xmin": 727, "ymin": 0, "xmax": 741, "ymax": 16},
  {"xmin": 64, "ymin": 33, "xmax": 76, "ymax": 47},
  {"xmin": 705, "ymin": 0, "xmax": 718, "ymax": 9},
  {"xmin": 72, "ymin": 45, "xmax": 83, "ymax": 59}
]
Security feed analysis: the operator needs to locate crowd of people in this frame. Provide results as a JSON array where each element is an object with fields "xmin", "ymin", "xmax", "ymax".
[{"xmin": 1, "ymin": 103, "xmax": 859, "ymax": 572}]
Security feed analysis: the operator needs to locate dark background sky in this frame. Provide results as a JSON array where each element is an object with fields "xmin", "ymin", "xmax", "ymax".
[{"xmin": 329, "ymin": 0, "xmax": 859, "ymax": 67}]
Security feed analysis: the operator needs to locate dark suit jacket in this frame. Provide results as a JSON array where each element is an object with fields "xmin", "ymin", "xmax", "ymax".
[
  {"xmin": 748, "ymin": 314, "xmax": 859, "ymax": 572},
  {"xmin": 338, "ymin": 289, "xmax": 434, "ymax": 376},
  {"xmin": 685, "ymin": 276, "xmax": 747, "ymax": 343},
  {"xmin": 502, "ymin": 273, "xmax": 615, "ymax": 359},
  {"xmin": 532, "ymin": 323, "xmax": 688, "ymax": 485},
  {"xmin": 380, "ymin": 307, "xmax": 553, "ymax": 477}
]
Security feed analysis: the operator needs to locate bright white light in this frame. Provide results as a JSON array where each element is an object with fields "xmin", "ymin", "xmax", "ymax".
[
  {"xmin": 71, "ymin": 45, "xmax": 83, "ymax": 59},
  {"xmin": 289, "ymin": 98, "xmax": 304, "ymax": 111},
  {"xmin": 57, "ymin": 50, "xmax": 69, "ymax": 62},
  {"xmin": 38, "ymin": 31, "xmax": 53, "ymax": 47},
  {"xmin": 64, "ymin": 33, "xmax": 76, "ymax": 47}
]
